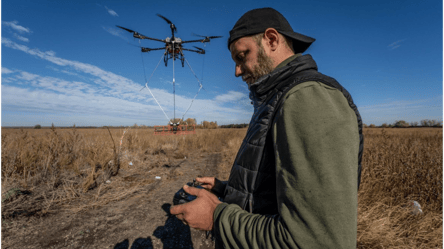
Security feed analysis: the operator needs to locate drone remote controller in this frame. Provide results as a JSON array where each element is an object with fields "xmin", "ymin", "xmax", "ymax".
[{"xmin": 173, "ymin": 179, "xmax": 204, "ymax": 205}]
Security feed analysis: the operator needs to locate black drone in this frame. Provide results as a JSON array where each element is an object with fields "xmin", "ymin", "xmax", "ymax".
[{"xmin": 117, "ymin": 14, "xmax": 222, "ymax": 67}]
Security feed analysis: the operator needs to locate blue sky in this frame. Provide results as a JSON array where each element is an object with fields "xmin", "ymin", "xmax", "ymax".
[{"xmin": 1, "ymin": 0, "xmax": 442, "ymax": 126}]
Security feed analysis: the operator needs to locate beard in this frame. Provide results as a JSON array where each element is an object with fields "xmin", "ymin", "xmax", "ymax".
[{"xmin": 242, "ymin": 45, "xmax": 274, "ymax": 85}]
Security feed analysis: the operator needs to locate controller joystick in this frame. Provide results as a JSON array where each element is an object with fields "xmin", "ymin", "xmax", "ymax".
[{"xmin": 173, "ymin": 179, "xmax": 204, "ymax": 205}]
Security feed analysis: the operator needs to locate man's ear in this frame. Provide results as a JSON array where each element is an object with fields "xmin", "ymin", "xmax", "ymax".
[{"xmin": 263, "ymin": 28, "xmax": 280, "ymax": 51}]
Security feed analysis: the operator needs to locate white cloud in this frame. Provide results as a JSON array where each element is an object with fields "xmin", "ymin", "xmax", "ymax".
[
  {"xmin": 2, "ymin": 73, "xmax": 251, "ymax": 126},
  {"xmin": 105, "ymin": 6, "xmax": 119, "ymax": 17},
  {"xmin": 359, "ymin": 98, "xmax": 440, "ymax": 113},
  {"xmin": 2, "ymin": 20, "xmax": 31, "ymax": 34},
  {"xmin": 16, "ymin": 71, "xmax": 39, "ymax": 81},
  {"xmin": 2, "ymin": 68, "xmax": 251, "ymax": 125},
  {"xmin": 2, "ymin": 67, "xmax": 14, "ymax": 74},
  {"xmin": 1, "ymin": 84, "xmax": 155, "ymax": 117},
  {"xmin": 358, "ymin": 96, "xmax": 442, "ymax": 125},
  {"xmin": 2, "ymin": 78, "xmax": 14, "ymax": 83},
  {"xmin": 388, "ymin": 39, "xmax": 406, "ymax": 50},
  {"xmin": 2, "ymin": 38, "xmax": 141, "ymax": 92},
  {"xmin": 1, "ymin": 38, "xmax": 253, "ymax": 126},
  {"xmin": 13, "ymin": 33, "xmax": 29, "ymax": 42},
  {"xmin": 45, "ymin": 50, "xmax": 56, "ymax": 57},
  {"xmin": 214, "ymin": 90, "xmax": 246, "ymax": 103},
  {"xmin": 47, "ymin": 66, "xmax": 81, "ymax": 77}
]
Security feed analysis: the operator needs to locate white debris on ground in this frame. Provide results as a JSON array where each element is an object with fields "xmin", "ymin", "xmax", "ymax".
[{"xmin": 410, "ymin": 200, "xmax": 423, "ymax": 215}]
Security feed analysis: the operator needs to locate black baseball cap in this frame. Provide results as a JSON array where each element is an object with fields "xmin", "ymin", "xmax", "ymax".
[{"xmin": 228, "ymin": 8, "xmax": 315, "ymax": 53}]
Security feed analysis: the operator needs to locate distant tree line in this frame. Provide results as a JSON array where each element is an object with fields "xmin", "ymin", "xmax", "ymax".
[
  {"xmin": 26, "ymin": 118, "xmax": 442, "ymax": 130},
  {"xmin": 197, "ymin": 121, "xmax": 218, "ymax": 129},
  {"xmin": 219, "ymin": 123, "xmax": 249, "ymax": 128},
  {"xmin": 32, "ymin": 124, "xmax": 100, "ymax": 129},
  {"xmin": 196, "ymin": 121, "xmax": 249, "ymax": 129},
  {"xmin": 364, "ymin": 119, "xmax": 442, "ymax": 128}
]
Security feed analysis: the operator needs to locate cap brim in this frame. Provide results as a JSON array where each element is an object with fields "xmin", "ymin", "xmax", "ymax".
[{"xmin": 279, "ymin": 30, "xmax": 315, "ymax": 53}]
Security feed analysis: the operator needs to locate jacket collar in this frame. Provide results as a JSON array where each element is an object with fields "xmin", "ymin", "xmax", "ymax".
[{"xmin": 249, "ymin": 54, "xmax": 318, "ymax": 102}]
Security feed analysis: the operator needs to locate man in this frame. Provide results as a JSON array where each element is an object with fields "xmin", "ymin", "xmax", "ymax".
[{"xmin": 171, "ymin": 7, "xmax": 363, "ymax": 248}]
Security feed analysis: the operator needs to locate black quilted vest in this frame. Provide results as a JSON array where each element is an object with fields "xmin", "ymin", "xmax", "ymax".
[{"xmin": 223, "ymin": 54, "xmax": 363, "ymax": 214}]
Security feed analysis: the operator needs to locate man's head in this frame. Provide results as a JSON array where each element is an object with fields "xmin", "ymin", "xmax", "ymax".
[
  {"xmin": 228, "ymin": 8, "xmax": 315, "ymax": 85},
  {"xmin": 230, "ymin": 30, "xmax": 295, "ymax": 86}
]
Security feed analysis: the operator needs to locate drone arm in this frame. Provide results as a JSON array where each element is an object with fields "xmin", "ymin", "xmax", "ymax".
[
  {"xmin": 182, "ymin": 48, "xmax": 205, "ymax": 54},
  {"xmin": 141, "ymin": 47, "xmax": 166, "ymax": 53},
  {"xmin": 136, "ymin": 34, "xmax": 165, "ymax": 42},
  {"xmin": 181, "ymin": 39, "xmax": 209, "ymax": 44},
  {"xmin": 183, "ymin": 35, "xmax": 222, "ymax": 44}
]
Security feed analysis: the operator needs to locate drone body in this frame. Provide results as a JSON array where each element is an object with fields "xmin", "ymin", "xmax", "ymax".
[
  {"xmin": 116, "ymin": 14, "xmax": 221, "ymax": 129},
  {"xmin": 117, "ymin": 14, "xmax": 221, "ymax": 67}
]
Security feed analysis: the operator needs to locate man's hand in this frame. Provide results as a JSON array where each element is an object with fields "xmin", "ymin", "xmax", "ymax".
[
  {"xmin": 170, "ymin": 184, "xmax": 222, "ymax": 231},
  {"xmin": 195, "ymin": 177, "xmax": 216, "ymax": 190}
]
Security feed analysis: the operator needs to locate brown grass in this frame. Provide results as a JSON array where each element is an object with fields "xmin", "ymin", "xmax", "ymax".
[
  {"xmin": 1, "ymin": 127, "xmax": 442, "ymax": 248},
  {"xmin": 1, "ymin": 128, "xmax": 243, "ymax": 215},
  {"xmin": 358, "ymin": 128, "xmax": 442, "ymax": 248}
]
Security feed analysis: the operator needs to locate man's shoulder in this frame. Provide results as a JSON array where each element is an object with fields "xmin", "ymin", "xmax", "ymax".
[
  {"xmin": 283, "ymin": 80, "xmax": 339, "ymax": 100},
  {"xmin": 278, "ymin": 79, "xmax": 355, "ymax": 121}
]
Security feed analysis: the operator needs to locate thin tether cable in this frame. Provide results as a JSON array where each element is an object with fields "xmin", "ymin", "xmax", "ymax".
[
  {"xmin": 180, "ymin": 57, "xmax": 203, "ymax": 121},
  {"xmin": 172, "ymin": 42, "xmax": 176, "ymax": 123},
  {"xmin": 139, "ymin": 40, "xmax": 149, "ymax": 85},
  {"xmin": 200, "ymin": 43, "xmax": 207, "ymax": 87},
  {"xmin": 139, "ymin": 50, "xmax": 171, "ymax": 122}
]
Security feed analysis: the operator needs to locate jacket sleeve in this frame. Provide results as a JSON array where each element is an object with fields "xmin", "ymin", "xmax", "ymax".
[{"xmin": 213, "ymin": 81, "xmax": 359, "ymax": 249}]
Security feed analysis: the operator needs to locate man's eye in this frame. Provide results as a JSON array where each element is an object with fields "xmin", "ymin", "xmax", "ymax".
[{"xmin": 237, "ymin": 54, "xmax": 244, "ymax": 61}]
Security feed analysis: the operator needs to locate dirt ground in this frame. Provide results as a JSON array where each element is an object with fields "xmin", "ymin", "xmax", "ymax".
[{"xmin": 2, "ymin": 150, "xmax": 224, "ymax": 249}]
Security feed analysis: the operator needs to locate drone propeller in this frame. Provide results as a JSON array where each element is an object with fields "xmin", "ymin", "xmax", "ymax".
[
  {"xmin": 157, "ymin": 14, "xmax": 177, "ymax": 33},
  {"xmin": 157, "ymin": 14, "xmax": 173, "ymax": 25},
  {"xmin": 193, "ymin": 46, "xmax": 204, "ymax": 51},
  {"xmin": 192, "ymin": 33, "xmax": 223, "ymax": 40},
  {"xmin": 117, "ymin": 25, "xmax": 138, "ymax": 34},
  {"xmin": 116, "ymin": 25, "xmax": 165, "ymax": 42}
]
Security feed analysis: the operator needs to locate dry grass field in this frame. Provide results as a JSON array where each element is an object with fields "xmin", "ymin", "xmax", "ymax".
[
  {"xmin": 1, "ymin": 127, "xmax": 442, "ymax": 248},
  {"xmin": 357, "ymin": 128, "xmax": 442, "ymax": 248}
]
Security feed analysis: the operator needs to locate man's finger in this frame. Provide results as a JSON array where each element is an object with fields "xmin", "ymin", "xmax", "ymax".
[
  {"xmin": 196, "ymin": 177, "xmax": 213, "ymax": 185},
  {"xmin": 170, "ymin": 203, "xmax": 185, "ymax": 215},
  {"xmin": 183, "ymin": 185, "xmax": 202, "ymax": 196},
  {"xmin": 176, "ymin": 213, "xmax": 184, "ymax": 220},
  {"xmin": 195, "ymin": 177, "xmax": 207, "ymax": 182},
  {"xmin": 182, "ymin": 185, "xmax": 199, "ymax": 195}
]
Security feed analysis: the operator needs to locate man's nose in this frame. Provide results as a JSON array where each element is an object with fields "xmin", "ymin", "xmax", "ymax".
[{"xmin": 235, "ymin": 64, "xmax": 243, "ymax": 77}]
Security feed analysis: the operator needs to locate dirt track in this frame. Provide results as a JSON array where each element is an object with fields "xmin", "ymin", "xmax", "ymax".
[{"xmin": 2, "ymin": 152, "xmax": 223, "ymax": 249}]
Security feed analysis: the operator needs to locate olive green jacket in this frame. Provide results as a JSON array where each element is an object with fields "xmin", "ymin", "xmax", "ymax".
[{"xmin": 213, "ymin": 55, "xmax": 360, "ymax": 248}]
